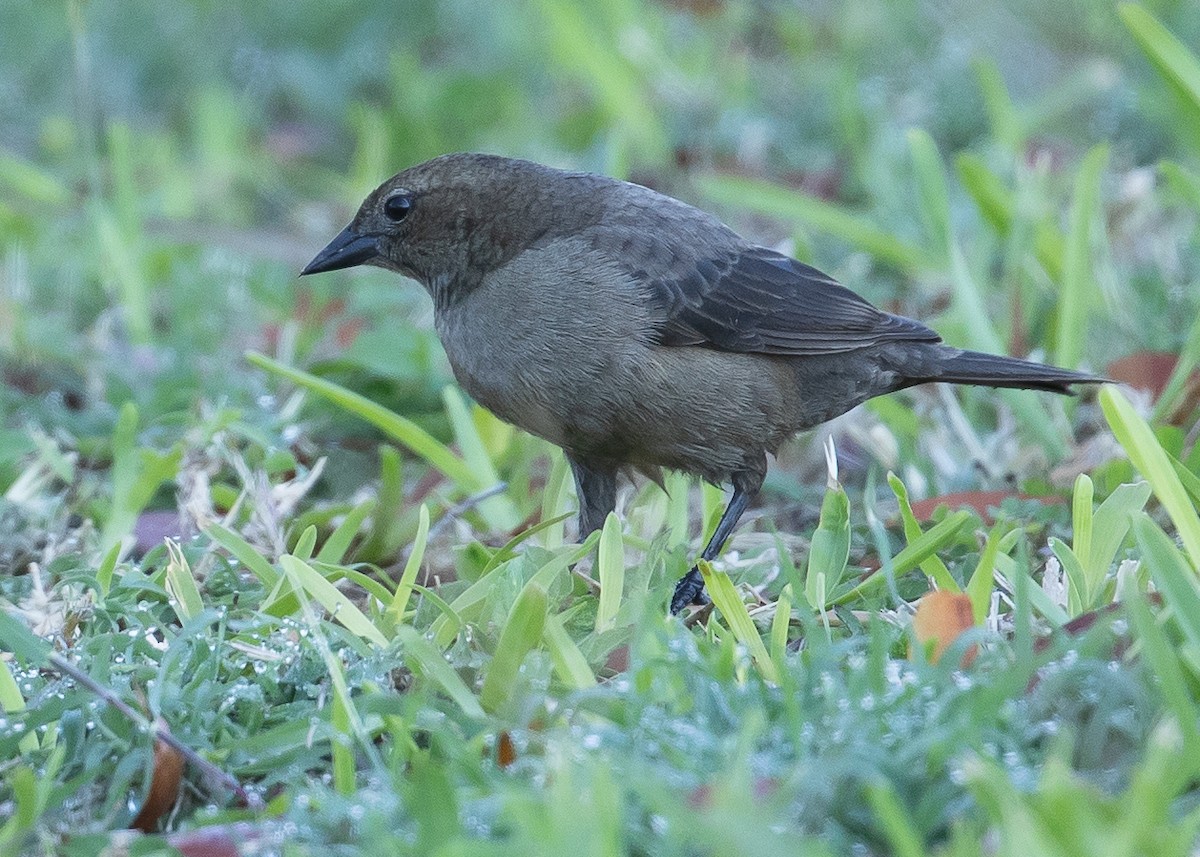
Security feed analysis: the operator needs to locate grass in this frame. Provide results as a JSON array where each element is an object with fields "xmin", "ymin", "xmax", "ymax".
[{"xmin": 3, "ymin": 0, "xmax": 1200, "ymax": 854}]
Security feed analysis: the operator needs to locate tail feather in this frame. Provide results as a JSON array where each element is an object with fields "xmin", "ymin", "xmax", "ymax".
[{"xmin": 909, "ymin": 348, "xmax": 1107, "ymax": 395}]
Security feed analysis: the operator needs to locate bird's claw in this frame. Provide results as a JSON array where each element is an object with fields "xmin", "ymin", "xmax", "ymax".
[{"xmin": 670, "ymin": 567, "xmax": 709, "ymax": 615}]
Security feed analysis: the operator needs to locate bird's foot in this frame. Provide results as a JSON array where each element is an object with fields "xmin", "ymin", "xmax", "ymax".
[{"xmin": 670, "ymin": 567, "xmax": 710, "ymax": 615}]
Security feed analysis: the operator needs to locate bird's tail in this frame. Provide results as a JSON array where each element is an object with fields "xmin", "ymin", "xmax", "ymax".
[{"xmin": 906, "ymin": 348, "xmax": 1107, "ymax": 395}]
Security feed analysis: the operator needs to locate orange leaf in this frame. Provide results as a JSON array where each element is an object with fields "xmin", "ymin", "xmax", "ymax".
[
  {"xmin": 131, "ymin": 722, "xmax": 184, "ymax": 833},
  {"xmin": 911, "ymin": 590, "xmax": 977, "ymax": 666},
  {"xmin": 497, "ymin": 731, "xmax": 517, "ymax": 769}
]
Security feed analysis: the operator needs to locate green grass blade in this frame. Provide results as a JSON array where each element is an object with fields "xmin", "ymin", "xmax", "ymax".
[
  {"xmin": 1101, "ymin": 385, "xmax": 1200, "ymax": 571},
  {"xmin": 316, "ymin": 498, "xmax": 376, "ymax": 565},
  {"xmin": 888, "ymin": 472, "xmax": 960, "ymax": 593},
  {"xmin": 390, "ymin": 504, "xmax": 430, "ymax": 623},
  {"xmin": 205, "ymin": 523, "xmax": 280, "ymax": 587},
  {"xmin": 699, "ymin": 561, "xmax": 779, "ymax": 683},
  {"xmin": 480, "ymin": 581, "xmax": 548, "ymax": 714},
  {"xmin": 595, "ymin": 512, "xmax": 625, "ymax": 632},
  {"xmin": 96, "ymin": 541, "xmax": 122, "ymax": 597},
  {"xmin": 164, "ymin": 540, "xmax": 204, "ymax": 623},
  {"xmin": 359, "ymin": 445, "xmax": 405, "ymax": 561},
  {"xmin": 832, "ymin": 511, "xmax": 973, "ymax": 605},
  {"xmin": 804, "ymin": 481, "xmax": 851, "ymax": 610},
  {"xmin": 430, "ymin": 536, "xmax": 597, "ymax": 648},
  {"xmin": 441, "ymin": 387, "xmax": 520, "ymax": 531},
  {"xmin": 1120, "ymin": 4, "xmax": 1200, "ymax": 119},
  {"xmin": 967, "ymin": 523, "xmax": 1007, "ymax": 622},
  {"xmin": 279, "ymin": 555, "xmax": 389, "ymax": 648},
  {"xmin": 1049, "ymin": 537, "xmax": 1088, "ymax": 615},
  {"xmin": 247, "ymin": 352, "xmax": 476, "ymax": 487},
  {"xmin": 865, "ymin": 779, "xmax": 926, "ymax": 857},
  {"xmin": 396, "ymin": 626, "xmax": 486, "ymax": 720},
  {"xmin": 1072, "ymin": 473, "xmax": 1094, "ymax": 594},
  {"xmin": 0, "ymin": 611, "xmax": 52, "ymax": 666},
  {"xmin": 544, "ymin": 612, "xmax": 596, "ymax": 689},
  {"xmin": 1127, "ymin": 591, "xmax": 1200, "ymax": 754},
  {"xmin": 1134, "ymin": 515, "xmax": 1200, "ymax": 660},
  {"xmin": 1087, "ymin": 480, "xmax": 1151, "ymax": 583},
  {"xmin": 0, "ymin": 659, "xmax": 39, "ymax": 753},
  {"xmin": 769, "ymin": 584, "xmax": 793, "ymax": 671},
  {"xmin": 1152, "ymin": 305, "xmax": 1200, "ymax": 423}
]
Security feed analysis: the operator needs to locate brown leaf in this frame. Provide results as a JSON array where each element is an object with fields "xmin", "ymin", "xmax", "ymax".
[
  {"xmin": 911, "ymin": 590, "xmax": 977, "ymax": 667},
  {"xmin": 908, "ymin": 490, "xmax": 1061, "ymax": 524},
  {"xmin": 1106, "ymin": 350, "xmax": 1179, "ymax": 400},
  {"xmin": 168, "ymin": 822, "xmax": 264, "ymax": 857},
  {"xmin": 130, "ymin": 721, "xmax": 185, "ymax": 833},
  {"xmin": 497, "ymin": 731, "xmax": 516, "ymax": 769}
]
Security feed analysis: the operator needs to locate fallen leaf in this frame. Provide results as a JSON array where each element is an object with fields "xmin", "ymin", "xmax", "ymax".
[
  {"xmin": 497, "ymin": 731, "xmax": 516, "ymax": 768},
  {"xmin": 911, "ymin": 590, "xmax": 977, "ymax": 666},
  {"xmin": 168, "ymin": 822, "xmax": 265, "ymax": 857},
  {"xmin": 1106, "ymin": 350, "xmax": 1179, "ymax": 400},
  {"xmin": 909, "ymin": 490, "xmax": 1060, "ymax": 523},
  {"xmin": 131, "ymin": 722, "xmax": 185, "ymax": 833}
]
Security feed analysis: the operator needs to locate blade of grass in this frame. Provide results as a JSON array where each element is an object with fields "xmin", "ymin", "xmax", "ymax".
[
  {"xmin": 480, "ymin": 582, "xmax": 548, "ymax": 713},
  {"xmin": 205, "ymin": 523, "xmax": 280, "ymax": 587},
  {"xmin": 1101, "ymin": 385, "xmax": 1200, "ymax": 570},
  {"xmin": 359, "ymin": 445, "xmax": 405, "ymax": 561},
  {"xmin": 1087, "ymin": 481, "xmax": 1151, "ymax": 584},
  {"xmin": 430, "ymin": 535, "xmax": 598, "ymax": 648},
  {"xmin": 1134, "ymin": 515, "xmax": 1200, "ymax": 660},
  {"xmin": 316, "ymin": 498, "xmax": 376, "ymax": 565},
  {"xmin": 888, "ymin": 472, "xmax": 960, "ymax": 593},
  {"xmin": 279, "ymin": 555, "xmax": 389, "ymax": 648},
  {"xmin": 699, "ymin": 561, "xmax": 779, "ymax": 683},
  {"xmin": 595, "ymin": 512, "xmax": 625, "ymax": 632},
  {"xmin": 832, "ymin": 511, "xmax": 973, "ymax": 605},
  {"xmin": 0, "ymin": 659, "xmax": 39, "ymax": 753},
  {"xmin": 1120, "ymin": 4, "xmax": 1200, "ymax": 118},
  {"xmin": 769, "ymin": 584, "xmax": 793, "ymax": 671},
  {"xmin": 804, "ymin": 479, "xmax": 851, "ymax": 611},
  {"xmin": 544, "ymin": 612, "xmax": 596, "ymax": 689},
  {"xmin": 163, "ymin": 540, "xmax": 204, "ymax": 624},
  {"xmin": 396, "ymin": 626, "xmax": 485, "ymax": 720},
  {"xmin": 247, "ymin": 352, "xmax": 475, "ymax": 487},
  {"xmin": 1049, "ymin": 537, "xmax": 1089, "ymax": 616},
  {"xmin": 390, "ymin": 504, "xmax": 431, "ymax": 623},
  {"xmin": 967, "ymin": 523, "xmax": 1008, "ymax": 622}
]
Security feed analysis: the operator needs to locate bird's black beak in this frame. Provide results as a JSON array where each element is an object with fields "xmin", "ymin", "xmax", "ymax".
[{"xmin": 300, "ymin": 227, "xmax": 381, "ymax": 275}]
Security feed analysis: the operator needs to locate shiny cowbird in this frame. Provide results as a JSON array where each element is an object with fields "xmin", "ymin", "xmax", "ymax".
[{"xmin": 303, "ymin": 153, "xmax": 1103, "ymax": 613}]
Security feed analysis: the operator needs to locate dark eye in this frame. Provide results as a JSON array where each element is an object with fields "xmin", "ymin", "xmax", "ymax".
[{"xmin": 384, "ymin": 193, "xmax": 412, "ymax": 222}]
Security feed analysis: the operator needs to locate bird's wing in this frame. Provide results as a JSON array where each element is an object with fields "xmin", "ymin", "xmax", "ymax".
[
  {"xmin": 569, "ymin": 178, "xmax": 941, "ymax": 356},
  {"xmin": 638, "ymin": 240, "xmax": 940, "ymax": 356}
]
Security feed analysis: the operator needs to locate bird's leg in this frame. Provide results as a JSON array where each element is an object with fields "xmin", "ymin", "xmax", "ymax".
[
  {"xmin": 567, "ymin": 455, "xmax": 618, "ymax": 538},
  {"xmin": 670, "ymin": 482, "xmax": 755, "ymax": 614}
]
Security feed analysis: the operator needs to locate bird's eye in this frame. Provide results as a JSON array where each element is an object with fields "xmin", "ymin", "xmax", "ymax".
[{"xmin": 383, "ymin": 193, "xmax": 412, "ymax": 222}]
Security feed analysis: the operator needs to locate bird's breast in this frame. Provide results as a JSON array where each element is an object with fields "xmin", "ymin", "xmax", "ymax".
[{"xmin": 433, "ymin": 249, "xmax": 653, "ymax": 450}]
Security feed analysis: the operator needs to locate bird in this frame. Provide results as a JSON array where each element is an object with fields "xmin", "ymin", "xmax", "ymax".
[{"xmin": 301, "ymin": 153, "xmax": 1104, "ymax": 614}]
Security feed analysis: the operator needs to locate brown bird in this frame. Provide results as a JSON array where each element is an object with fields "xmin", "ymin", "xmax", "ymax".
[{"xmin": 302, "ymin": 153, "xmax": 1103, "ymax": 613}]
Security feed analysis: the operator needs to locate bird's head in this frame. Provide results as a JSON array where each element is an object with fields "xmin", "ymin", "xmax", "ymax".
[{"xmin": 301, "ymin": 153, "xmax": 600, "ymax": 299}]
